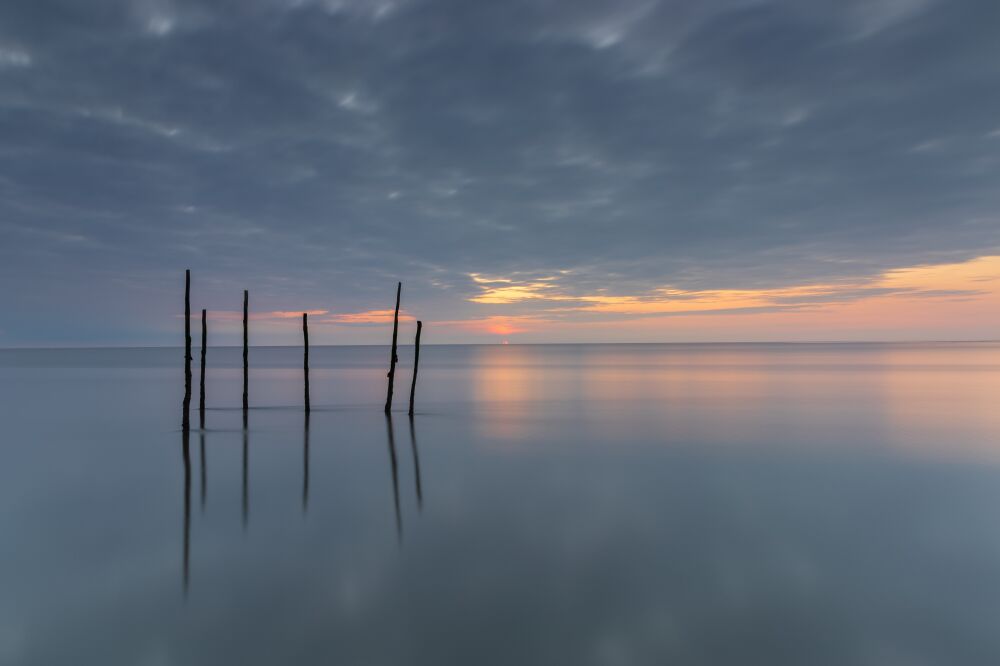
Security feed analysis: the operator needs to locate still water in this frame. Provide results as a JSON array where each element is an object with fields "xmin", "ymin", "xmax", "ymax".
[{"xmin": 2, "ymin": 343, "xmax": 1000, "ymax": 665}]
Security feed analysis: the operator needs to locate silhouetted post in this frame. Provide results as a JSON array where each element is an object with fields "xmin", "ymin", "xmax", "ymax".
[
  {"xmin": 303, "ymin": 312, "xmax": 310, "ymax": 413},
  {"xmin": 183, "ymin": 270, "xmax": 192, "ymax": 430},
  {"xmin": 242, "ymin": 290, "xmax": 248, "ymax": 417},
  {"xmin": 199, "ymin": 309, "xmax": 207, "ymax": 429},
  {"xmin": 408, "ymin": 320, "xmax": 422, "ymax": 417},
  {"xmin": 384, "ymin": 282, "xmax": 401, "ymax": 415}
]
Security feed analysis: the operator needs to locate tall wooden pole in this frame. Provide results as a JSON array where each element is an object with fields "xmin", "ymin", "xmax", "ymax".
[
  {"xmin": 408, "ymin": 320, "xmax": 422, "ymax": 417},
  {"xmin": 199, "ymin": 309, "xmax": 207, "ymax": 429},
  {"xmin": 303, "ymin": 312, "xmax": 310, "ymax": 413},
  {"xmin": 384, "ymin": 282, "xmax": 401, "ymax": 415},
  {"xmin": 183, "ymin": 270, "xmax": 192, "ymax": 431},
  {"xmin": 242, "ymin": 290, "xmax": 249, "ymax": 418}
]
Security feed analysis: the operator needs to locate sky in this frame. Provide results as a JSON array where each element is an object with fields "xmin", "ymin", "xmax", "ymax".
[{"xmin": 1, "ymin": 0, "xmax": 999, "ymax": 346}]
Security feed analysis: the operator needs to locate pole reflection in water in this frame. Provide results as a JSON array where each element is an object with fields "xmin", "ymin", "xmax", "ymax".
[
  {"xmin": 408, "ymin": 416, "xmax": 423, "ymax": 511},
  {"xmin": 181, "ymin": 428, "xmax": 191, "ymax": 597},
  {"xmin": 242, "ymin": 418, "xmax": 249, "ymax": 532},
  {"xmin": 302, "ymin": 412, "xmax": 310, "ymax": 515},
  {"xmin": 199, "ymin": 430, "xmax": 206, "ymax": 512},
  {"xmin": 384, "ymin": 415, "xmax": 402, "ymax": 541}
]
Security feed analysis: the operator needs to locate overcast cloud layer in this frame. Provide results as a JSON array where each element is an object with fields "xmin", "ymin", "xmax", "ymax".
[{"xmin": 1, "ymin": 0, "xmax": 999, "ymax": 344}]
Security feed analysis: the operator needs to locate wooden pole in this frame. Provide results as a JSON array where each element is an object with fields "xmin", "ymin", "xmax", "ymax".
[
  {"xmin": 303, "ymin": 313, "xmax": 310, "ymax": 413},
  {"xmin": 183, "ymin": 270, "xmax": 192, "ymax": 430},
  {"xmin": 408, "ymin": 320, "xmax": 422, "ymax": 417},
  {"xmin": 384, "ymin": 282, "xmax": 401, "ymax": 415},
  {"xmin": 199, "ymin": 309, "xmax": 207, "ymax": 429},
  {"xmin": 242, "ymin": 290, "xmax": 248, "ymax": 417}
]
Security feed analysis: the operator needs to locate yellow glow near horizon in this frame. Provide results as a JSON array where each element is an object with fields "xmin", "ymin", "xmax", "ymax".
[
  {"xmin": 466, "ymin": 256, "xmax": 1000, "ymax": 315},
  {"xmin": 186, "ymin": 257, "xmax": 1000, "ymax": 344},
  {"xmin": 455, "ymin": 255, "xmax": 1000, "ymax": 340},
  {"xmin": 323, "ymin": 310, "xmax": 416, "ymax": 324}
]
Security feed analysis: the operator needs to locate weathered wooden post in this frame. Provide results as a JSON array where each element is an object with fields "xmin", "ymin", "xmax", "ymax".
[
  {"xmin": 303, "ymin": 312, "xmax": 310, "ymax": 413},
  {"xmin": 199, "ymin": 309, "xmax": 207, "ymax": 429},
  {"xmin": 242, "ymin": 290, "xmax": 249, "ymax": 419},
  {"xmin": 408, "ymin": 320, "xmax": 422, "ymax": 417},
  {"xmin": 384, "ymin": 282, "xmax": 401, "ymax": 415},
  {"xmin": 183, "ymin": 270, "xmax": 192, "ymax": 430}
]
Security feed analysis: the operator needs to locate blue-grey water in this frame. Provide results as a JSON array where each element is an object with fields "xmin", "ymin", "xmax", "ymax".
[{"xmin": 2, "ymin": 342, "xmax": 1000, "ymax": 665}]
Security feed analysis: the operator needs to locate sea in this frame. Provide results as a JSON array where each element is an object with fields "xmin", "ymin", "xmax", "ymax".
[{"xmin": 2, "ymin": 342, "xmax": 1000, "ymax": 665}]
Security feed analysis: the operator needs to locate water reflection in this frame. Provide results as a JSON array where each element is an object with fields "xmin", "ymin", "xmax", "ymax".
[
  {"xmin": 199, "ymin": 431, "xmax": 206, "ymax": 512},
  {"xmin": 408, "ymin": 416, "xmax": 423, "ymax": 511},
  {"xmin": 11, "ymin": 343, "xmax": 1000, "ymax": 665},
  {"xmin": 302, "ymin": 412, "xmax": 310, "ymax": 514},
  {"xmin": 242, "ymin": 423, "xmax": 249, "ymax": 532},
  {"xmin": 181, "ymin": 428, "xmax": 191, "ymax": 597},
  {"xmin": 384, "ymin": 415, "xmax": 402, "ymax": 541}
]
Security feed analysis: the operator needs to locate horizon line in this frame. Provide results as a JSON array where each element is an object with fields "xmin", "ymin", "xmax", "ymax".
[{"xmin": 2, "ymin": 339, "xmax": 999, "ymax": 351}]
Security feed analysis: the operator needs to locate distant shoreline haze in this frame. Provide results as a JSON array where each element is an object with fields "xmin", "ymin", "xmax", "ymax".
[{"xmin": 3, "ymin": 339, "xmax": 1000, "ymax": 352}]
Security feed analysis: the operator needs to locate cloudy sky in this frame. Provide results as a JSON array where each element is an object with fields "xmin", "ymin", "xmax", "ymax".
[{"xmin": 1, "ymin": 0, "xmax": 999, "ymax": 346}]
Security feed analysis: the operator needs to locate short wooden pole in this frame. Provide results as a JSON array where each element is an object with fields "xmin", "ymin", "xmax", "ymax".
[
  {"xmin": 303, "ymin": 312, "xmax": 310, "ymax": 413},
  {"xmin": 242, "ymin": 290, "xmax": 249, "ymax": 416},
  {"xmin": 384, "ymin": 282, "xmax": 401, "ymax": 415},
  {"xmin": 408, "ymin": 320, "xmax": 422, "ymax": 417},
  {"xmin": 183, "ymin": 270, "xmax": 192, "ymax": 430},
  {"xmin": 199, "ymin": 309, "xmax": 207, "ymax": 429}
]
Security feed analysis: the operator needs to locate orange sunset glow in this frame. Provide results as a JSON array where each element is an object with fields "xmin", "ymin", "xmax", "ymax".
[
  {"xmin": 445, "ymin": 255, "xmax": 1000, "ymax": 342},
  {"xmin": 181, "ymin": 256, "xmax": 1000, "ymax": 345}
]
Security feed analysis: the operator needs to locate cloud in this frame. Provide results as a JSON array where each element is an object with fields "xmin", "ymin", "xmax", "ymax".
[
  {"xmin": 433, "ymin": 315, "xmax": 549, "ymax": 336},
  {"xmin": 847, "ymin": 0, "xmax": 932, "ymax": 39},
  {"xmin": 0, "ymin": 0, "xmax": 998, "ymax": 344},
  {"xmin": 0, "ymin": 46, "xmax": 30, "ymax": 68},
  {"xmin": 203, "ymin": 309, "xmax": 329, "ymax": 321},
  {"xmin": 462, "ymin": 255, "xmax": 1000, "ymax": 319},
  {"xmin": 323, "ymin": 309, "xmax": 415, "ymax": 324}
]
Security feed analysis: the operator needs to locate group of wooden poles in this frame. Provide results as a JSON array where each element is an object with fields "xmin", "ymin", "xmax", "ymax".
[{"xmin": 180, "ymin": 269, "xmax": 424, "ymax": 432}]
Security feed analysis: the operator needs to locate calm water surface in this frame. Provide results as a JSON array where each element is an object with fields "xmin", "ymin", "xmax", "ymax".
[{"xmin": 3, "ymin": 343, "xmax": 1000, "ymax": 665}]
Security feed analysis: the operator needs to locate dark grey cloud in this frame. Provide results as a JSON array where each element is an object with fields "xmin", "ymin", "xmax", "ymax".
[{"xmin": 1, "ymin": 0, "xmax": 998, "ymax": 343}]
